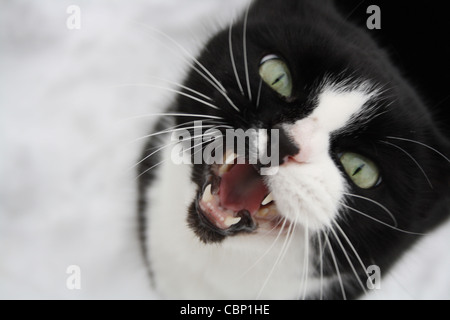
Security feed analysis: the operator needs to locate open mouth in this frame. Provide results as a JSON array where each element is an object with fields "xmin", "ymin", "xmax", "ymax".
[{"xmin": 197, "ymin": 151, "xmax": 281, "ymax": 235}]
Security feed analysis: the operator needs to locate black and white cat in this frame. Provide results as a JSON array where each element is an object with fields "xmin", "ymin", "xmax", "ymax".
[{"xmin": 138, "ymin": 0, "xmax": 450, "ymax": 299}]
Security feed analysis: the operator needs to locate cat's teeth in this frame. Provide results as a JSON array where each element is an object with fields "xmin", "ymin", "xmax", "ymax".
[
  {"xmin": 261, "ymin": 193, "xmax": 274, "ymax": 206},
  {"xmin": 257, "ymin": 208, "xmax": 270, "ymax": 217},
  {"xmin": 256, "ymin": 206, "xmax": 278, "ymax": 219},
  {"xmin": 202, "ymin": 184, "xmax": 213, "ymax": 203},
  {"xmin": 219, "ymin": 151, "xmax": 238, "ymax": 176},
  {"xmin": 225, "ymin": 151, "xmax": 238, "ymax": 165},
  {"xmin": 224, "ymin": 216, "xmax": 241, "ymax": 228},
  {"xmin": 219, "ymin": 164, "xmax": 231, "ymax": 176}
]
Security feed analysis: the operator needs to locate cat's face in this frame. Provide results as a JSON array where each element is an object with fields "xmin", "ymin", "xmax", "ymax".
[{"xmin": 145, "ymin": 0, "xmax": 449, "ymax": 298}]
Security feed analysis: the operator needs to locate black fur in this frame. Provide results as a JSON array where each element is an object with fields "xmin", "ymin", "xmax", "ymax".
[{"xmin": 138, "ymin": 0, "xmax": 450, "ymax": 299}]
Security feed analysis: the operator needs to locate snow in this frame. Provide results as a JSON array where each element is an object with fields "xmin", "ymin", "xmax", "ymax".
[{"xmin": 0, "ymin": 0, "xmax": 449, "ymax": 299}]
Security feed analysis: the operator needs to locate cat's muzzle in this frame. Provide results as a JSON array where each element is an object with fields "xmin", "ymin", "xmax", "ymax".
[{"xmin": 193, "ymin": 150, "xmax": 282, "ymax": 239}]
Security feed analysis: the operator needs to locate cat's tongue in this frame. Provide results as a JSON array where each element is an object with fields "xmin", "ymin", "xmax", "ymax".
[{"xmin": 219, "ymin": 164, "xmax": 269, "ymax": 215}]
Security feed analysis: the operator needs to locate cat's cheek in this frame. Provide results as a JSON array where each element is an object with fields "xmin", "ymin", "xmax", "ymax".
[{"xmin": 265, "ymin": 159, "xmax": 346, "ymax": 231}]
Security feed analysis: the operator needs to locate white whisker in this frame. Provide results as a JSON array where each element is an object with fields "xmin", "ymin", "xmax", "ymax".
[
  {"xmin": 301, "ymin": 220, "xmax": 309, "ymax": 300},
  {"xmin": 189, "ymin": 63, "xmax": 242, "ymax": 111},
  {"xmin": 124, "ymin": 113, "xmax": 224, "ymax": 121},
  {"xmin": 387, "ymin": 136, "xmax": 450, "ymax": 164},
  {"xmin": 333, "ymin": 222, "xmax": 370, "ymax": 276},
  {"xmin": 135, "ymin": 137, "xmax": 210, "ymax": 180},
  {"xmin": 145, "ymin": 76, "xmax": 214, "ymax": 101},
  {"xmin": 131, "ymin": 119, "xmax": 206, "ymax": 145},
  {"xmin": 133, "ymin": 142, "xmax": 176, "ymax": 171},
  {"xmin": 136, "ymin": 23, "xmax": 226, "ymax": 92},
  {"xmin": 136, "ymin": 22, "xmax": 241, "ymax": 112},
  {"xmin": 324, "ymin": 234, "xmax": 347, "ymax": 300},
  {"xmin": 229, "ymin": 22, "xmax": 244, "ymax": 96},
  {"xmin": 240, "ymin": 218, "xmax": 288, "ymax": 278},
  {"xmin": 381, "ymin": 140, "xmax": 433, "ymax": 189},
  {"xmin": 261, "ymin": 216, "xmax": 287, "ymax": 236},
  {"xmin": 341, "ymin": 203, "xmax": 426, "ymax": 236},
  {"xmin": 135, "ymin": 158, "xmax": 166, "ymax": 180},
  {"xmin": 257, "ymin": 217, "xmax": 295, "ymax": 299},
  {"xmin": 243, "ymin": 4, "xmax": 252, "ymax": 101},
  {"xmin": 333, "ymin": 221, "xmax": 384, "ymax": 299},
  {"xmin": 256, "ymin": 79, "xmax": 263, "ymax": 108},
  {"xmin": 343, "ymin": 192, "xmax": 398, "ymax": 227},
  {"xmin": 277, "ymin": 217, "xmax": 298, "ymax": 272},
  {"xmin": 132, "ymin": 128, "xmax": 222, "ymax": 171},
  {"xmin": 131, "ymin": 124, "xmax": 231, "ymax": 143},
  {"xmin": 153, "ymin": 119, "xmax": 223, "ymax": 134},
  {"xmin": 113, "ymin": 84, "xmax": 220, "ymax": 110},
  {"xmin": 329, "ymin": 225, "xmax": 367, "ymax": 295},
  {"xmin": 317, "ymin": 233, "xmax": 324, "ymax": 300}
]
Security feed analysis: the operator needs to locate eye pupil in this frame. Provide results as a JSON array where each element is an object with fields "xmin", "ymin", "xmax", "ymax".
[
  {"xmin": 352, "ymin": 164, "xmax": 365, "ymax": 176},
  {"xmin": 271, "ymin": 74, "xmax": 285, "ymax": 86}
]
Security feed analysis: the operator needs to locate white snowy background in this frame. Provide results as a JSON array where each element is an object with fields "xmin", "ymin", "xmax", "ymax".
[{"xmin": 0, "ymin": 0, "xmax": 449, "ymax": 300}]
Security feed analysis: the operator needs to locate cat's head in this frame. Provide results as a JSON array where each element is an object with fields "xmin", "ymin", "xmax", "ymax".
[{"xmin": 163, "ymin": 0, "xmax": 449, "ymax": 294}]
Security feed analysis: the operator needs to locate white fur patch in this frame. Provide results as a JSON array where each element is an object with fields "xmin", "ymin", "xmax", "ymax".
[
  {"xmin": 313, "ymin": 81, "xmax": 378, "ymax": 133},
  {"xmin": 147, "ymin": 80, "xmax": 378, "ymax": 299},
  {"xmin": 147, "ymin": 137, "xmax": 325, "ymax": 299},
  {"xmin": 266, "ymin": 81, "xmax": 378, "ymax": 230}
]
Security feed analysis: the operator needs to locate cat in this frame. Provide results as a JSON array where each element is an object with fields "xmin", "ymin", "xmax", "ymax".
[{"xmin": 137, "ymin": 0, "xmax": 450, "ymax": 299}]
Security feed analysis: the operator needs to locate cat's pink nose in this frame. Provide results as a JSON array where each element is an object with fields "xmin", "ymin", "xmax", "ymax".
[
  {"xmin": 274, "ymin": 125, "xmax": 300, "ymax": 166},
  {"xmin": 283, "ymin": 153, "xmax": 306, "ymax": 165},
  {"xmin": 280, "ymin": 117, "xmax": 323, "ymax": 165}
]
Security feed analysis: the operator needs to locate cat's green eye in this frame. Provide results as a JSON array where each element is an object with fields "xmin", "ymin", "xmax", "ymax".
[
  {"xmin": 259, "ymin": 55, "xmax": 293, "ymax": 98},
  {"xmin": 340, "ymin": 152, "xmax": 381, "ymax": 189}
]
